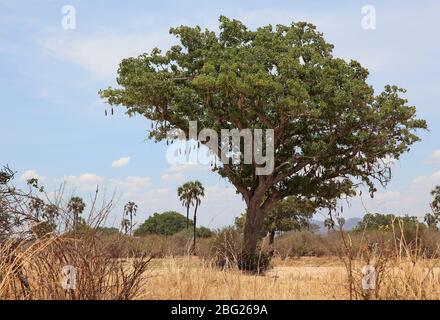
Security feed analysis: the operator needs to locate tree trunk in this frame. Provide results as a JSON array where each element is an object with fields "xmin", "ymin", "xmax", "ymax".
[
  {"xmin": 242, "ymin": 204, "xmax": 265, "ymax": 270},
  {"xmin": 74, "ymin": 212, "xmax": 78, "ymax": 233},
  {"xmin": 193, "ymin": 202, "xmax": 198, "ymax": 254},
  {"xmin": 186, "ymin": 204, "xmax": 190, "ymax": 230},
  {"xmin": 268, "ymin": 230, "xmax": 275, "ymax": 246}
]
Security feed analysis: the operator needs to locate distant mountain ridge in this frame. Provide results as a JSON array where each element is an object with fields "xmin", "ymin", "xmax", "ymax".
[{"xmin": 310, "ymin": 217, "xmax": 362, "ymax": 234}]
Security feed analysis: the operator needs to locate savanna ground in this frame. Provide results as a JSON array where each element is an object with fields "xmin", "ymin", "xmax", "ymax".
[
  {"xmin": 140, "ymin": 256, "xmax": 347, "ymax": 300},
  {"xmin": 138, "ymin": 255, "xmax": 440, "ymax": 300},
  {"xmin": 3, "ymin": 228, "xmax": 440, "ymax": 300}
]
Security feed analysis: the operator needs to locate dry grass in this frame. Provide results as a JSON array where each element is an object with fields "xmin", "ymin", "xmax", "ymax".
[
  {"xmin": 136, "ymin": 255, "xmax": 440, "ymax": 300},
  {"xmin": 3, "ymin": 239, "xmax": 440, "ymax": 300},
  {"xmin": 137, "ymin": 256, "xmax": 346, "ymax": 300},
  {"xmin": 0, "ymin": 234, "xmax": 151, "ymax": 300},
  {"xmin": 2, "ymin": 227, "xmax": 440, "ymax": 300}
]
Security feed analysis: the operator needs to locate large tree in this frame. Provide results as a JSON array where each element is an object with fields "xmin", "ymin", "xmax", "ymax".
[{"xmin": 100, "ymin": 16, "xmax": 426, "ymax": 267}]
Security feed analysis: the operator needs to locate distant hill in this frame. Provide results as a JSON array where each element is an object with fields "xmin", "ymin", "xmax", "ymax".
[{"xmin": 310, "ymin": 217, "xmax": 362, "ymax": 234}]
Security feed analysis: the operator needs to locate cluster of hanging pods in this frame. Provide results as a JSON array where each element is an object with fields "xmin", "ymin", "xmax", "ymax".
[{"xmin": 104, "ymin": 108, "xmax": 114, "ymax": 116}]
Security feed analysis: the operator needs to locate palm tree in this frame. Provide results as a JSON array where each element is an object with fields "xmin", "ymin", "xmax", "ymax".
[
  {"xmin": 177, "ymin": 182, "xmax": 193, "ymax": 229},
  {"xmin": 121, "ymin": 218, "xmax": 130, "ymax": 235},
  {"xmin": 123, "ymin": 201, "xmax": 138, "ymax": 236},
  {"xmin": 189, "ymin": 181, "xmax": 205, "ymax": 253},
  {"xmin": 43, "ymin": 203, "xmax": 59, "ymax": 226},
  {"xmin": 67, "ymin": 196, "xmax": 86, "ymax": 232},
  {"xmin": 29, "ymin": 197, "xmax": 45, "ymax": 220}
]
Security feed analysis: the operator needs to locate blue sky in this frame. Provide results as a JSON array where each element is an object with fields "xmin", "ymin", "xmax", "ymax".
[{"xmin": 1, "ymin": 0, "xmax": 440, "ymax": 228}]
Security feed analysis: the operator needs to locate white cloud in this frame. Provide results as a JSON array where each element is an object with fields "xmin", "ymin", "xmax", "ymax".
[
  {"xmin": 161, "ymin": 163, "xmax": 207, "ymax": 184},
  {"xmin": 109, "ymin": 176, "xmax": 152, "ymax": 191},
  {"xmin": 62, "ymin": 173, "xmax": 103, "ymax": 191},
  {"xmin": 161, "ymin": 172, "xmax": 183, "ymax": 183},
  {"xmin": 427, "ymin": 150, "xmax": 440, "ymax": 164},
  {"xmin": 375, "ymin": 191, "xmax": 401, "ymax": 204},
  {"xmin": 412, "ymin": 170, "xmax": 440, "ymax": 185},
  {"xmin": 19, "ymin": 170, "xmax": 44, "ymax": 182},
  {"xmin": 38, "ymin": 30, "xmax": 175, "ymax": 78},
  {"xmin": 112, "ymin": 156, "xmax": 130, "ymax": 168},
  {"xmin": 167, "ymin": 163, "xmax": 206, "ymax": 173},
  {"xmin": 236, "ymin": 3, "xmax": 440, "ymax": 73},
  {"xmin": 64, "ymin": 173, "xmax": 103, "ymax": 184}
]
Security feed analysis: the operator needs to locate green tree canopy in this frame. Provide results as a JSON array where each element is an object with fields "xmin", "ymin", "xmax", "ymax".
[
  {"xmin": 96, "ymin": 226, "xmax": 120, "ymax": 236},
  {"xmin": 134, "ymin": 211, "xmax": 193, "ymax": 236},
  {"xmin": 101, "ymin": 16, "xmax": 427, "ymax": 264},
  {"xmin": 263, "ymin": 196, "xmax": 315, "ymax": 234},
  {"xmin": 424, "ymin": 186, "xmax": 440, "ymax": 230},
  {"xmin": 355, "ymin": 213, "xmax": 424, "ymax": 232}
]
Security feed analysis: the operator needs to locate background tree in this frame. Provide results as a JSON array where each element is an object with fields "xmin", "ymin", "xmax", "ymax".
[
  {"xmin": 43, "ymin": 204, "xmax": 59, "ymax": 225},
  {"xmin": 134, "ymin": 211, "xmax": 192, "ymax": 236},
  {"xmin": 177, "ymin": 182, "xmax": 193, "ymax": 229},
  {"xmin": 121, "ymin": 218, "xmax": 130, "ymax": 235},
  {"xmin": 324, "ymin": 217, "xmax": 335, "ymax": 231},
  {"xmin": 29, "ymin": 197, "xmax": 44, "ymax": 221},
  {"xmin": 31, "ymin": 203, "xmax": 59, "ymax": 236},
  {"xmin": 67, "ymin": 196, "xmax": 86, "ymax": 232},
  {"xmin": 189, "ymin": 181, "xmax": 205, "ymax": 252},
  {"xmin": 96, "ymin": 226, "xmax": 120, "ymax": 236},
  {"xmin": 355, "ymin": 213, "xmax": 423, "ymax": 232},
  {"xmin": 100, "ymin": 16, "xmax": 426, "ymax": 267},
  {"xmin": 196, "ymin": 226, "xmax": 213, "ymax": 238},
  {"xmin": 424, "ymin": 186, "xmax": 440, "ymax": 230},
  {"xmin": 263, "ymin": 196, "xmax": 315, "ymax": 245},
  {"xmin": 123, "ymin": 201, "xmax": 138, "ymax": 236}
]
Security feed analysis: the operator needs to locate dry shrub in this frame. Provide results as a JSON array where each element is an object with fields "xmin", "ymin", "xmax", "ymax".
[
  {"xmin": 0, "ymin": 232, "xmax": 151, "ymax": 300},
  {"xmin": 101, "ymin": 234, "xmax": 169, "ymax": 258},
  {"xmin": 336, "ymin": 219, "xmax": 440, "ymax": 300},
  {"xmin": 275, "ymin": 231, "xmax": 331, "ymax": 258}
]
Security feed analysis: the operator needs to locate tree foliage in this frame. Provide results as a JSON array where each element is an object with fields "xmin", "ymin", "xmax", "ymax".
[
  {"xmin": 263, "ymin": 196, "xmax": 315, "ymax": 234},
  {"xmin": 424, "ymin": 186, "xmax": 440, "ymax": 230},
  {"xmin": 67, "ymin": 196, "xmax": 86, "ymax": 232},
  {"xmin": 355, "ymin": 213, "xmax": 423, "ymax": 232},
  {"xmin": 134, "ymin": 211, "xmax": 193, "ymax": 236}
]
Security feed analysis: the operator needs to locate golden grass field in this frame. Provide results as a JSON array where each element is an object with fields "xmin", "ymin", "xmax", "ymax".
[
  {"xmin": 3, "ymin": 232, "xmax": 440, "ymax": 300},
  {"xmin": 137, "ymin": 256, "xmax": 440, "ymax": 300}
]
